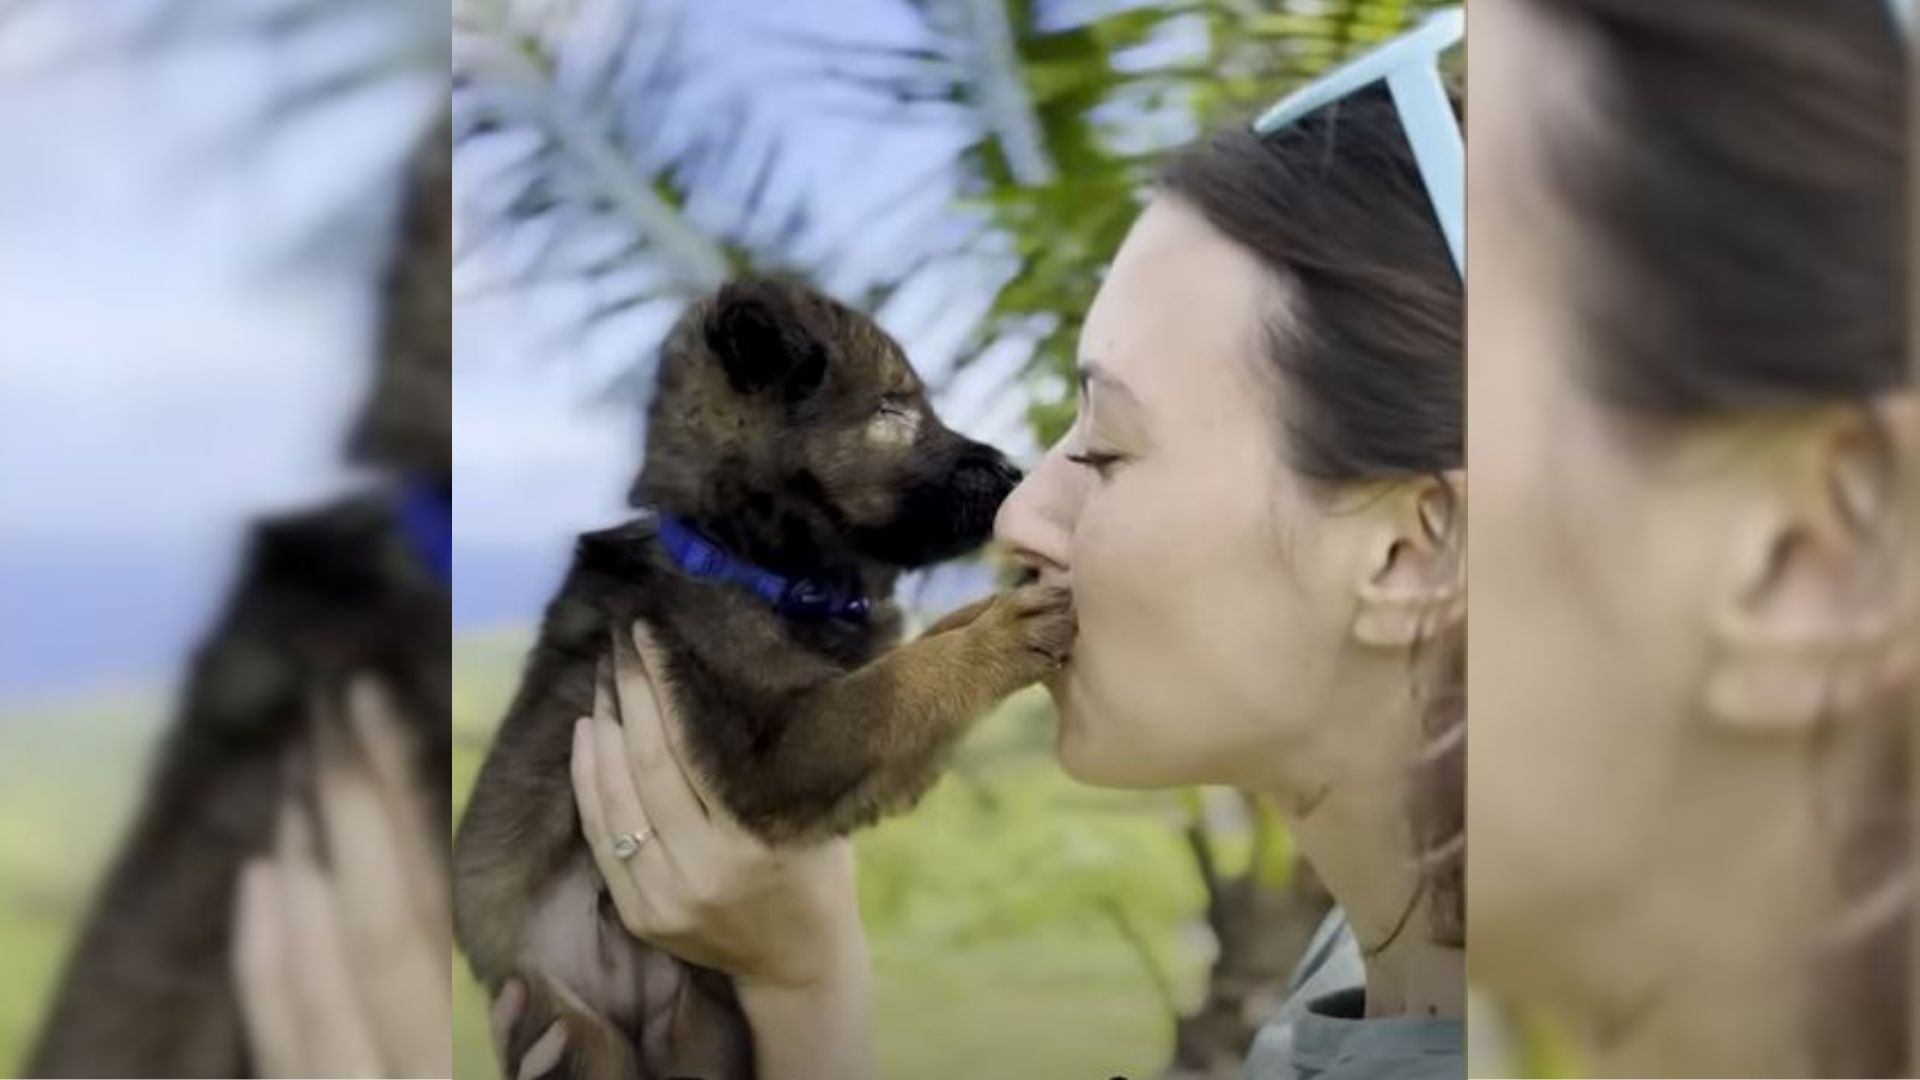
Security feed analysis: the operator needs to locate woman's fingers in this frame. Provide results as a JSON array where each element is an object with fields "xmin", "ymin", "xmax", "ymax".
[
  {"xmin": 591, "ymin": 688, "xmax": 671, "ymax": 887},
  {"xmin": 342, "ymin": 678, "xmax": 450, "ymax": 959},
  {"xmin": 570, "ymin": 681, "xmax": 656, "ymax": 931},
  {"xmin": 615, "ymin": 624, "xmax": 713, "ymax": 837},
  {"xmin": 233, "ymin": 861, "xmax": 302, "ymax": 1079},
  {"xmin": 313, "ymin": 695, "xmax": 415, "ymax": 953},
  {"xmin": 592, "ymin": 658, "xmax": 657, "ymax": 848},
  {"xmin": 516, "ymin": 1020, "xmax": 569, "ymax": 1080},
  {"xmin": 489, "ymin": 978, "xmax": 526, "ymax": 1064},
  {"xmin": 312, "ymin": 694, "xmax": 454, "ymax": 1078},
  {"xmin": 489, "ymin": 979, "xmax": 569, "ymax": 1080},
  {"xmin": 630, "ymin": 622, "xmax": 715, "ymax": 817},
  {"xmin": 274, "ymin": 799, "xmax": 386, "ymax": 1078}
]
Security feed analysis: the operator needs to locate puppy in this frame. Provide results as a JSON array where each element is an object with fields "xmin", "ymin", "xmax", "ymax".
[{"xmin": 453, "ymin": 279, "xmax": 1075, "ymax": 1080}]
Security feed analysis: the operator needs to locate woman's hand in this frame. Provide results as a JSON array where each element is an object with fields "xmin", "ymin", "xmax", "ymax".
[
  {"xmin": 232, "ymin": 680, "xmax": 452, "ymax": 1079},
  {"xmin": 489, "ymin": 978, "xmax": 568, "ymax": 1080},
  {"xmin": 569, "ymin": 622, "xmax": 875, "ymax": 1080}
]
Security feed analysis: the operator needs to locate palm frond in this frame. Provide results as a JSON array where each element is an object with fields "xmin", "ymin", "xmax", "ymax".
[
  {"xmin": 963, "ymin": 0, "xmax": 1451, "ymax": 437},
  {"xmin": 453, "ymin": 0, "xmax": 740, "ymax": 357}
]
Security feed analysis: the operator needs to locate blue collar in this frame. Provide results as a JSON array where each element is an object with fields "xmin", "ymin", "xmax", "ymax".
[
  {"xmin": 398, "ymin": 480, "xmax": 451, "ymax": 584},
  {"xmin": 656, "ymin": 514, "xmax": 871, "ymax": 623}
]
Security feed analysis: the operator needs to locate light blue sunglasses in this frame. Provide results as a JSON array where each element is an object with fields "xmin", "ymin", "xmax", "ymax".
[{"xmin": 1252, "ymin": 7, "xmax": 1464, "ymax": 277}]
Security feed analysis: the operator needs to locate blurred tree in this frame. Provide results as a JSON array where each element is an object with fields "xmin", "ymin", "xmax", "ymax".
[
  {"xmin": 450, "ymin": 0, "xmax": 984, "ymax": 378},
  {"xmin": 452, "ymin": 0, "xmax": 736, "ymax": 349}
]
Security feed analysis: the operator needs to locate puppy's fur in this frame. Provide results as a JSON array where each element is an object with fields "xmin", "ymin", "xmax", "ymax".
[{"xmin": 454, "ymin": 279, "xmax": 1074, "ymax": 1080}]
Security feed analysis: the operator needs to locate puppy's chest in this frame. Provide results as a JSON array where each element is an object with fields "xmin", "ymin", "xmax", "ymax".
[
  {"xmin": 785, "ymin": 605, "xmax": 900, "ymax": 665},
  {"xmin": 670, "ymin": 587, "xmax": 900, "ymax": 675}
]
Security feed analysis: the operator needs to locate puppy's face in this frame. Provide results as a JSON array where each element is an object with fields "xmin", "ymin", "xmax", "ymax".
[{"xmin": 643, "ymin": 279, "xmax": 1020, "ymax": 568}]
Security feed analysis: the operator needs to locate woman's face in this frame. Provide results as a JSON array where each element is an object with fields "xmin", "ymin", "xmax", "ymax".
[
  {"xmin": 1472, "ymin": 0, "xmax": 1691, "ymax": 972},
  {"xmin": 1470, "ymin": 0, "xmax": 1882, "ymax": 995},
  {"xmin": 993, "ymin": 196, "xmax": 1411, "ymax": 792}
]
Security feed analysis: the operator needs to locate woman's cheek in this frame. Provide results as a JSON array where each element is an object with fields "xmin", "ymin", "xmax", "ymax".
[
  {"xmin": 1050, "ymin": 483, "xmax": 1207, "ymax": 786},
  {"xmin": 1060, "ymin": 487, "xmax": 1139, "ymax": 668}
]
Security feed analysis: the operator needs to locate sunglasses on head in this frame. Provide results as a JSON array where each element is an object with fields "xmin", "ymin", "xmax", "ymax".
[{"xmin": 1253, "ymin": 7, "xmax": 1464, "ymax": 277}]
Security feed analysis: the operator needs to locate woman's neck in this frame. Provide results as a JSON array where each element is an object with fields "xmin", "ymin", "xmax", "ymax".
[
  {"xmin": 1522, "ymin": 745, "xmax": 1825, "ymax": 1076},
  {"xmin": 1268, "ymin": 684, "xmax": 1464, "ymax": 1021}
]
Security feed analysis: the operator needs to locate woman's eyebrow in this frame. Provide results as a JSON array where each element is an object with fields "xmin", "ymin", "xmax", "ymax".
[{"xmin": 1076, "ymin": 360, "xmax": 1141, "ymax": 408}]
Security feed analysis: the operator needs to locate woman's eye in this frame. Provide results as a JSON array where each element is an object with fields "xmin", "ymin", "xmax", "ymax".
[{"xmin": 1066, "ymin": 450, "xmax": 1124, "ymax": 477}]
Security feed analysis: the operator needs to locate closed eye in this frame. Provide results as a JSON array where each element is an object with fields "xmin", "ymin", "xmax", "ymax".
[
  {"xmin": 1066, "ymin": 450, "xmax": 1124, "ymax": 477},
  {"xmin": 866, "ymin": 397, "xmax": 923, "ymax": 447}
]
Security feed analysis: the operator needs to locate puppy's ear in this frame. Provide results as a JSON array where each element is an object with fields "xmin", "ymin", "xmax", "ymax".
[{"xmin": 705, "ymin": 282, "xmax": 828, "ymax": 404}]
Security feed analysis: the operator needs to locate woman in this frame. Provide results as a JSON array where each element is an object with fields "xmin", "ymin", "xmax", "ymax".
[
  {"xmin": 1471, "ymin": 0, "xmax": 1912, "ymax": 1074},
  {"xmin": 502, "ymin": 79, "xmax": 1466, "ymax": 1080}
]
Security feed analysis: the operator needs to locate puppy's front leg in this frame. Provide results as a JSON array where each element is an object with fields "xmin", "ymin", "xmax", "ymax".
[
  {"xmin": 733, "ymin": 584, "xmax": 1074, "ymax": 842},
  {"xmin": 920, "ymin": 593, "xmax": 995, "ymax": 636}
]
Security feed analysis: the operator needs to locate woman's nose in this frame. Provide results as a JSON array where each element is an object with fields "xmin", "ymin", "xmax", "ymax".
[
  {"xmin": 994, "ymin": 451, "xmax": 1075, "ymax": 580},
  {"xmin": 1008, "ymin": 542, "xmax": 1069, "ymax": 585}
]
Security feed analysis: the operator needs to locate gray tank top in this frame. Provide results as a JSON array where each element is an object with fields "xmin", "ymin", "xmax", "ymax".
[{"xmin": 1244, "ymin": 909, "xmax": 1464, "ymax": 1080}]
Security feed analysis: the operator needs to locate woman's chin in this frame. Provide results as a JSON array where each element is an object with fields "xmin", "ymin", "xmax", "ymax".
[
  {"xmin": 1046, "ymin": 672, "xmax": 1098, "ymax": 780},
  {"xmin": 1054, "ymin": 720, "xmax": 1103, "ymax": 784},
  {"xmin": 1051, "ymin": 687, "xmax": 1168, "ymax": 789},
  {"xmin": 1056, "ymin": 726, "xmax": 1165, "ymax": 788}
]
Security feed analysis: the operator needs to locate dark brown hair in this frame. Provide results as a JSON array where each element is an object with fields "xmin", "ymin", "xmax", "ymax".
[
  {"xmin": 1535, "ymin": 0, "xmax": 1907, "ymax": 418},
  {"xmin": 1522, "ymin": 0, "xmax": 1910, "ymax": 1073},
  {"xmin": 1160, "ymin": 85, "xmax": 1466, "ymax": 949}
]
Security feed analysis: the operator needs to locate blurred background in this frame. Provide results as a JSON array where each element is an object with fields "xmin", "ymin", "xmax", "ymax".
[
  {"xmin": 0, "ymin": 1, "xmax": 1450, "ymax": 1078},
  {"xmin": 0, "ymin": 0, "xmax": 442, "ymax": 1071}
]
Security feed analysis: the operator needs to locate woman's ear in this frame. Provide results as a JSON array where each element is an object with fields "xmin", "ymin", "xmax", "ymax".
[
  {"xmin": 1352, "ymin": 471, "xmax": 1466, "ymax": 649},
  {"xmin": 1703, "ymin": 400, "xmax": 1916, "ymax": 734}
]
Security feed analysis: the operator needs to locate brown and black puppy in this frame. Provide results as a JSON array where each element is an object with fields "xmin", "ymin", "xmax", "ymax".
[{"xmin": 454, "ymin": 278, "xmax": 1075, "ymax": 1080}]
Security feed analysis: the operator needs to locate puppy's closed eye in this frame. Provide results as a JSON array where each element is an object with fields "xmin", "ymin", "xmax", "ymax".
[{"xmin": 866, "ymin": 403, "xmax": 921, "ymax": 448}]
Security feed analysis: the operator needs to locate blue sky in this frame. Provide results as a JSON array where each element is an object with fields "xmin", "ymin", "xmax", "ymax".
[{"xmin": 0, "ymin": 3, "xmax": 439, "ymax": 704}]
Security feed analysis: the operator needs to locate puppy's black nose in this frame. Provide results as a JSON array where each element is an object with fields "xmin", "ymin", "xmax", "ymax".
[
  {"xmin": 984, "ymin": 456, "xmax": 1023, "ymax": 488},
  {"xmin": 959, "ymin": 445, "xmax": 1023, "ymax": 494}
]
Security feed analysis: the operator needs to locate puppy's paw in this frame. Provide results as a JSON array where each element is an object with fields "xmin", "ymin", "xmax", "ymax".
[{"xmin": 971, "ymin": 584, "xmax": 1077, "ymax": 683}]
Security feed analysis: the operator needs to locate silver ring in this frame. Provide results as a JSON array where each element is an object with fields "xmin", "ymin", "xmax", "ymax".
[{"xmin": 611, "ymin": 828, "xmax": 655, "ymax": 860}]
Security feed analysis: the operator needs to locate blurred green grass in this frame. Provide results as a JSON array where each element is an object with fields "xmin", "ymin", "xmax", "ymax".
[
  {"xmin": 4, "ymin": 632, "xmax": 1209, "ymax": 1080},
  {"xmin": 0, "ymin": 687, "xmax": 157, "ymax": 1075}
]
